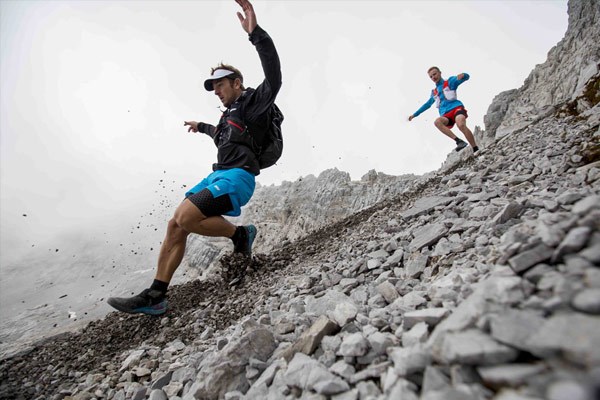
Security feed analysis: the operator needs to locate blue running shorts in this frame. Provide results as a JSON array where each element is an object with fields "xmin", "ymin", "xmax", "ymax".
[{"xmin": 185, "ymin": 168, "xmax": 255, "ymax": 217}]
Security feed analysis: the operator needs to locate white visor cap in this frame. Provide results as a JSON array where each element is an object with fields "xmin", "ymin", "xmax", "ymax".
[{"xmin": 204, "ymin": 69, "xmax": 237, "ymax": 91}]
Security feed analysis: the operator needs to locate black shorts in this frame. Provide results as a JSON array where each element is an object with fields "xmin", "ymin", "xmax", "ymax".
[
  {"xmin": 442, "ymin": 106, "xmax": 468, "ymax": 128},
  {"xmin": 186, "ymin": 188, "xmax": 234, "ymax": 217}
]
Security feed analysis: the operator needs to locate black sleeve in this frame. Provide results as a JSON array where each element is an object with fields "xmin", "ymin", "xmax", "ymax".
[
  {"xmin": 244, "ymin": 25, "xmax": 282, "ymax": 120},
  {"xmin": 198, "ymin": 122, "xmax": 217, "ymax": 138}
]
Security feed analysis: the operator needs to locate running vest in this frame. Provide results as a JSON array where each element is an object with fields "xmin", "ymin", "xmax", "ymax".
[{"xmin": 432, "ymin": 80, "xmax": 457, "ymax": 108}]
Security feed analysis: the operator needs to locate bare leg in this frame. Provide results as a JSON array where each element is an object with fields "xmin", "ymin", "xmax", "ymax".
[
  {"xmin": 155, "ymin": 218, "xmax": 189, "ymax": 283},
  {"xmin": 455, "ymin": 114, "xmax": 477, "ymax": 147},
  {"xmin": 434, "ymin": 117, "xmax": 458, "ymax": 141},
  {"xmin": 155, "ymin": 199, "xmax": 236, "ymax": 283}
]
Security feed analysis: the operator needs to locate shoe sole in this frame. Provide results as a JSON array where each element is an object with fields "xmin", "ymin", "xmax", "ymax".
[{"xmin": 107, "ymin": 298, "xmax": 168, "ymax": 316}]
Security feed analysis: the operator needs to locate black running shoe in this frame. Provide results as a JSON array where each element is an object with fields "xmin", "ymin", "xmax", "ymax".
[
  {"xmin": 455, "ymin": 140, "xmax": 468, "ymax": 152},
  {"xmin": 233, "ymin": 225, "xmax": 257, "ymax": 256},
  {"xmin": 107, "ymin": 289, "xmax": 167, "ymax": 315}
]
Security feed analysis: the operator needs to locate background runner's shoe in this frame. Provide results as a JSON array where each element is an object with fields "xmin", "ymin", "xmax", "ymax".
[
  {"xmin": 455, "ymin": 141, "xmax": 468, "ymax": 152},
  {"xmin": 107, "ymin": 289, "xmax": 167, "ymax": 315},
  {"xmin": 234, "ymin": 225, "xmax": 257, "ymax": 256}
]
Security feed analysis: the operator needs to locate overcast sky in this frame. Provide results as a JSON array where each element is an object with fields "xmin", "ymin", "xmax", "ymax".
[{"xmin": 1, "ymin": 0, "xmax": 568, "ymax": 265}]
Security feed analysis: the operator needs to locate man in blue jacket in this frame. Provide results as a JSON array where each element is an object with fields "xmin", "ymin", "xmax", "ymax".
[
  {"xmin": 107, "ymin": 0, "xmax": 281, "ymax": 315},
  {"xmin": 409, "ymin": 66, "xmax": 479, "ymax": 153}
]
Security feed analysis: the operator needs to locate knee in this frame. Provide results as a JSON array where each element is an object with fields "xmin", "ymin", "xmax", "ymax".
[
  {"xmin": 455, "ymin": 116, "xmax": 467, "ymax": 129},
  {"xmin": 167, "ymin": 217, "xmax": 190, "ymax": 241},
  {"xmin": 434, "ymin": 118, "xmax": 444, "ymax": 127},
  {"xmin": 173, "ymin": 205, "xmax": 206, "ymax": 233}
]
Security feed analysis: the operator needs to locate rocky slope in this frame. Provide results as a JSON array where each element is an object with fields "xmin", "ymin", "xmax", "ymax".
[{"xmin": 1, "ymin": 1, "xmax": 599, "ymax": 399}]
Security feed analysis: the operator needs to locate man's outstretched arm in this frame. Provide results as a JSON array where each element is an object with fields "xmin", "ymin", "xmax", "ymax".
[
  {"xmin": 410, "ymin": 97, "xmax": 435, "ymax": 120},
  {"xmin": 184, "ymin": 121, "xmax": 216, "ymax": 138},
  {"xmin": 235, "ymin": 0, "xmax": 282, "ymax": 117}
]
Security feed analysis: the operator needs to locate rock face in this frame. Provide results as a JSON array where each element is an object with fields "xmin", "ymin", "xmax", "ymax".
[
  {"xmin": 484, "ymin": 0, "xmax": 600, "ymax": 139},
  {"xmin": 1, "ymin": 1, "xmax": 600, "ymax": 400}
]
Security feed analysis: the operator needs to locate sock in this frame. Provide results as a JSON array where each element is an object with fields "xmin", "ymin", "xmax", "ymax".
[
  {"xmin": 230, "ymin": 226, "xmax": 247, "ymax": 246},
  {"xmin": 473, "ymin": 146, "xmax": 479, "ymax": 152},
  {"xmin": 150, "ymin": 279, "xmax": 169, "ymax": 296}
]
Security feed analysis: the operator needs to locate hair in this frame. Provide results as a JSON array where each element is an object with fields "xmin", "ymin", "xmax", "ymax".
[
  {"xmin": 211, "ymin": 63, "xmax": 245, "ymax": 89},
  {"xmin": 427, "ymin": 66, "xmax": 441, "ymax": 74}
]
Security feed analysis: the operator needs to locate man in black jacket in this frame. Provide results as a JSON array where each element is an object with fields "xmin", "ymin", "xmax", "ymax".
[{"xmin": 108, "ymin": 0, "xmax": 281, "ymax": 315}]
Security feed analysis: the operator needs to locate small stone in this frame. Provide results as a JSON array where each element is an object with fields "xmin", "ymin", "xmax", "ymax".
[
  {"xmin": 148, "ymin": 389, "xmax": 168, "ymax": 400},
  {"xmin": 525, "ymin": 312, "xmax": 600, "ymax": 366},
  {"xmin": 552, "ymin": 227, "xmax": 592, "ymax": 262},
  {"xmin": 477, "ymin": 363, "xmax": 547, "ymax": 388},
  {"xmin": 572, "ymin": 195, "xmax": 600, "ymax": 215},
  {"xmin": 404, "ymin": 254, "xmax": 429, "ymax": 278},
  {"xmin": 508, "ymin": 243, "xmax": 553, "ymax": 273},
  {"xmin": 388, "ymin": 344, "xmax": 432, "ymax": 376},
  {"xmin": 162, "ymin": 381, "xmax": 183, "ymax": 397},
  {"xmin": 402, "ymin": 322, "xmax": 429, "ymax": 347},
  {"xmin": 432, "ymin": 329, "xmax": 519, "ymax": 365},
  {"xmin": 546, "ymin": 379, "xmax": 590, "ymax": 400},
  {"xmin": 276, "ymin": 322, "xmax": 296, "ymax": 335},
  {"xmin": 421, "ymin": 365, "xmax": 451, "ymax": 393},
  {"xmin": 313, "ymin": 379, "xmax": 351, "ymax": 395},
  {"xmin": 489, "ymin": 309, "xmax": 546, "ymax": 350},
  {"xmin": 492, "ymin": 201, "xmax": 523, "ymax": 225},
  {"xmin": 330, "ymin": 301, "xmax": 358, "ymax": 326},
  {"xmin": 282, "ymin": 315, "xmax": 340, "ymax": 361},
  {"xmin": 556, "ymin": 190, "xmax": 584, "ymax": 205},
  {"xmin": 377, "ymin": 281, "xmax": 399, "ymax": 304},
  {"xmin": 409, "ymin": 223, "xmax": 449, "ymax": 252},
  {"xmin": 329, "ymin": 360, "xmax": 355, "ymax": 380},
  {"xmin": 338, "ymin": 332, "xmax": 369, "ymax": 357},
  {"xmin": 403, "ymin": 308, "xmax": 449, "ymax": 330},
  {"xmin": 571, "ymin": 288, "xmax": 600, "ymax": 314}
]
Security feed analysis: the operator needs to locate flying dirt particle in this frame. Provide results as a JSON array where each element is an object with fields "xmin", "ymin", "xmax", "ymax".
[
  {"xmin": 59, "ymin": 294, "xmax": 67, "ymax": 299},
  {"xmin": 22, "ymin": 214, "xmax": 27, "ymax": 217},
  {"xmin": 55, "ymin": 249, "xmax": 59, "ymax": 252}
]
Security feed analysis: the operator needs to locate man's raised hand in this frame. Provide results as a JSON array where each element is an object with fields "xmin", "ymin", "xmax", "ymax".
[{"xmin": 236, "ymin": 0, "xmax": 257, "ymax": 34}]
